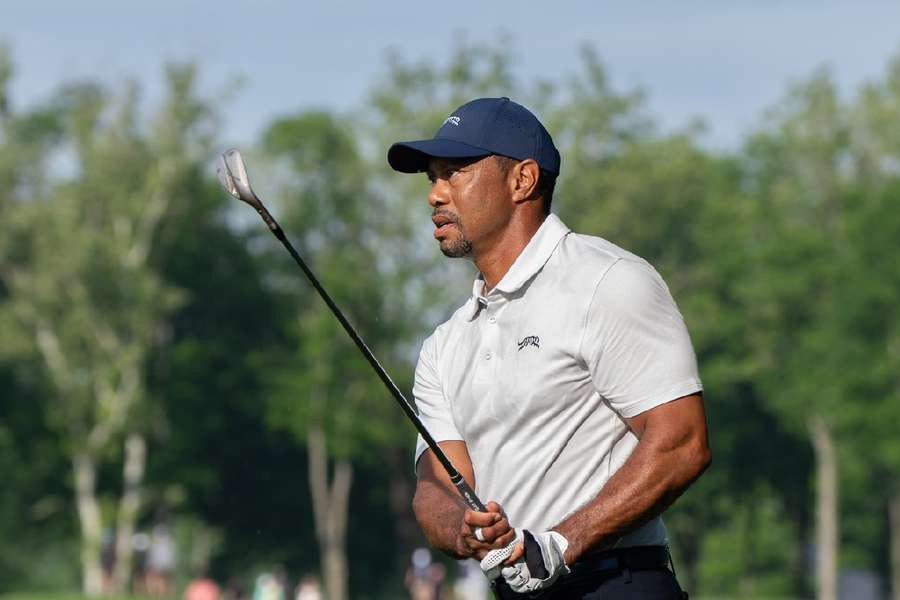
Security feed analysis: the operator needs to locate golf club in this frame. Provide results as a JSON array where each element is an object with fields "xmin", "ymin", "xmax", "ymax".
[{"xmin": 216, "ymin": 148, "xmax": 487, "ymax": 513}]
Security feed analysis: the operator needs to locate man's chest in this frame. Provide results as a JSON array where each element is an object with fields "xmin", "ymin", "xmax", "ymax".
[{"xmin": 436, "ymin": 296, "xmax": 594, "ymax": 436}]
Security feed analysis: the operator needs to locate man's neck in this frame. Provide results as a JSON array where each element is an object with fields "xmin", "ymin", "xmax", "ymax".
[{"xmin": 474, "ymin": 214, "xmax": 546, "ymax": 291}]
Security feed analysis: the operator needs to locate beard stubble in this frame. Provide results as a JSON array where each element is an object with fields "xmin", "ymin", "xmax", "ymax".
[{"xmin": 434, "ymin": 210, "xmax": 473, "ymax": 258}]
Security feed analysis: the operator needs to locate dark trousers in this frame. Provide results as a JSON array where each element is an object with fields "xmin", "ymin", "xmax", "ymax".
[{"xmin": 492, "ymin": 546, "xmax": 687, "ymax": 599}]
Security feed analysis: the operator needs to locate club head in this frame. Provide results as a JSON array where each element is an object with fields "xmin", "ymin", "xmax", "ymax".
[{"xmin": 217, "ymin": 148, "xmax": 262, "ymax": 209}]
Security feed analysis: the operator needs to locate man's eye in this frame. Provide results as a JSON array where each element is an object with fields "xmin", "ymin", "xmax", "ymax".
[{"xmin": 426, "ymin": 167, "xmax": 461, "ymax": 183}]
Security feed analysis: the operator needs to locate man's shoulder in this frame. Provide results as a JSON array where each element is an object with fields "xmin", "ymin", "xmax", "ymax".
[
  {"xmin": 562, "ymin": 230, "xmax": 647, "ymax": 265},
  {"xmin": 551, "ymin": 230, "xmax": 651, "ymax": 287},
  {"xmin": 557, "ymin": 230, "xmax": 678, "ymax": 318}
]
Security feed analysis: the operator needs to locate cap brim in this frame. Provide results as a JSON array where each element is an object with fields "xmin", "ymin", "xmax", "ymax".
[{"xmin": 387, "ymin": 138, "xmax": 491, "ymax": 173}]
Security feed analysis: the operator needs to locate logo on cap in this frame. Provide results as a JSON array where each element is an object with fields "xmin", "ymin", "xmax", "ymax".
[{"xmin": 443, "ymin": 116, "xmax": 461, "ymax": 127}]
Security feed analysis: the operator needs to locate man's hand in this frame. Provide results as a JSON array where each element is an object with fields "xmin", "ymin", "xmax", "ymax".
[
  {"xmin": 414, "ymin": 443, "xmax": 519, "ymax": 565},
  {"xmin": 456, "ymin": 501, "xmax": 517, "ymax": 559},
  {"xmin": 499, "ymin": 530, "xmax": 570, "ymax": 593}
]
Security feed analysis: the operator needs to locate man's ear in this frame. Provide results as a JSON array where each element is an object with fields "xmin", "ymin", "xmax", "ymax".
[{"xmin": 510, "ymin": 159, "xmax": 540, "ymax": 204}]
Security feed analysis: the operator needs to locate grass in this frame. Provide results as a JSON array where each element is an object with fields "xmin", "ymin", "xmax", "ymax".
[{"xmin": 0, "ymin": 594, "xmax": 155, "ymax": 600}]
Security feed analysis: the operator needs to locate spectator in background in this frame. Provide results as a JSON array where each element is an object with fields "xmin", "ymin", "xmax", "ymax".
[
  {"xmin": 184, "ymin": 576, "xmax": 221, "ymax": 600},
  {"xmin": 253, "ymin": 572, "xmax": 286, "ymax": 600},
  {"xmin": 453, "ymin": 560, "xmax": 489, "ymax": 600},
  {"xmin": 405, "ymin": 547, "xmax": 446, "ymax": 600},
  {"xmin": 100, "ymin": 528, "xmax": 116, "ymax": 594},
  {"xmin": 429, "ymin": 562, "xmax": 447, "ymax": 599},
  {"xmin": 131, "ymin": 531, "xmax": 151, "ymax": 595},
  {"xmin": 293, "ymin": 575, "xmax": 322, "ymax": 600},
  {"xmin": 273, "ymin": 565, "xmax": 289, "ymax": 598},
  {"xmin": 146, "ymin": 523, "xmax": 177, "ymax": 597},
  {"xmin": 222, "ymin": 578, "xmax": 249, "ymax": 600}
]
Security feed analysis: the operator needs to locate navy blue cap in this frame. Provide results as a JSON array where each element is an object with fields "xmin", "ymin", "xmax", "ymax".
[{"xmin": 387, "ymin": 97, "xmax": 561, "ymax": 176}]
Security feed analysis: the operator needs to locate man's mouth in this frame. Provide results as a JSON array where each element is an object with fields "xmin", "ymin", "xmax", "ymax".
[{"xmin": 432, "ymin": 213, "xmax": 457, "ymax": 238}]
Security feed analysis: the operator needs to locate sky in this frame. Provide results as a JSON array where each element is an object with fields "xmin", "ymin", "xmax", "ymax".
[{"xmin": 2, "ymin": 1, "xmax": 899, "ymax": 149}]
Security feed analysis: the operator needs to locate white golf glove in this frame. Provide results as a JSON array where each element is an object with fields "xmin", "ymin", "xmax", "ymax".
[
  {"xmin": 500, "ymin": 530, "xmax": 570, "ymax": 593},
  {"xmin": 479, "ymin": 538, "xmax": 517, "ymax": 581}
]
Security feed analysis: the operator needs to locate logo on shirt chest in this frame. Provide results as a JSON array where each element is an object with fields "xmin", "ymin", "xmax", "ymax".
[{"xmin": 517, "ymin": 335, "xmax": 541, "ymax": 351}]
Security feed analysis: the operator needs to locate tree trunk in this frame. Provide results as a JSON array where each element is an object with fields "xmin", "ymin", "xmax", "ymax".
[
  {"xmin": 308, "ymin": 426, "xmax": 353, "ymax": 600},
  {"xmin": 324, "ymin": 459, "xmax": 352, "ymax": 600},
  {"xmin": 73, "ymin": 452, "xmax": 104, "ymax": 597},
  {"xmin": 809, "ymin": 416, "xmax": 838, "ymax": 600},
  {"xmin": 112, "ymin": 433, "xmax": 147, "ymax": 592},
  {"xmin": 889, "ymin": 494, "xmax": 900, "ymax": 600}
]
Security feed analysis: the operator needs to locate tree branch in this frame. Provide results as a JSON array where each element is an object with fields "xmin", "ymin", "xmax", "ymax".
[
  {"xmin": 127, "ymin": 158, "xmax": 175, "ymax": 268},
  {"xmin": 34, "ymin": 323, "xmax": 72, "ymax": 392}
]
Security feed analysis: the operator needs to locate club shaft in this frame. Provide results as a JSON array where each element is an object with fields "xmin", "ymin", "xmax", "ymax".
[{"xmin": 255, "ymin": 205, "xmax": 486, "ymax": 513}]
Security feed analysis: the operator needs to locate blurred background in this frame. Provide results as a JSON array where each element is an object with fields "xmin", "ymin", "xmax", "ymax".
[{"xmin": 1, "ymin": 2, "xmax": 899, "ymax": 599}]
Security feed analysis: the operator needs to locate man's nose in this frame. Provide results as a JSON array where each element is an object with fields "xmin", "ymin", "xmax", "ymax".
[{"xmin": 428, "ymin": 179, "xmax": 448, "ymax": 207}]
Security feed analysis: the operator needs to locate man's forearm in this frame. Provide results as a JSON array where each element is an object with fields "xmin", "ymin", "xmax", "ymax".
[
  {"xmin": 553, "ymin": 423, "xmax": 710, "ymax": 563},
  {"xmin": 413, "ymin": 479, "xmax": 469, "ymax": 559}
]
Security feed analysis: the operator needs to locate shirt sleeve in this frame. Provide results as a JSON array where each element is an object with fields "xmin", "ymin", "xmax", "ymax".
[
  {"xmin": 580, "ymin": 258, "xmax": 703, "ymax": 418},
  {"xmin": 412, "ymin": 332, "xmax": 463, "ymax": 471}
]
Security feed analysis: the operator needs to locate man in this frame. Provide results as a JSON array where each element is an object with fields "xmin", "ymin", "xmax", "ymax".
[{"xmin": 387, "ymin": 97, "xmax": 711, "ymax": 599}]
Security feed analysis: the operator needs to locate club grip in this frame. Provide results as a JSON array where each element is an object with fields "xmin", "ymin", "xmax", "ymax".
[{"xmin": 451, "ymin": 473, "xmax": 487, "ymax": 512}]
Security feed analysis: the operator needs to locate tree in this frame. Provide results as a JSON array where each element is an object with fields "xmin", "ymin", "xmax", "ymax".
[
  {"xmin": 837, "ymin": 54, "xmax": 900, "ymax": 600},
  {"xmin": 259, "ymin": 111, "xmax": 408, "ymax": 600},
  {"xmin": 739, "ymin": 69, "xmax": 853, "ymax": 600},
  {"xmin": 738, "ymin": 59, "xmax": 900, "ymax": 598},
  {"xmin": 0, "ymin": 58, "xmax": 217, "ymax": 595}
]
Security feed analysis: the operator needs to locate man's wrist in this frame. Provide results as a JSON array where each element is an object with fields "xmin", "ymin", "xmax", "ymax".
[{"xmin": 551, "ymin": 526, "xmax": 584, "ymax": 566}]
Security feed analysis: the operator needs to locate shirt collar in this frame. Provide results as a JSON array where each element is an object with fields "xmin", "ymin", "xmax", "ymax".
[
  {"xmin": 494, "ymin": 213, "xmax": 570, "ymax": 294},
  {"xmin": 467, "ymin": 278, "xmax": 489, "ymax": 320},
  {"xmin": 467, "ymin": 214, "xmax": 570, "ymax": 319}
]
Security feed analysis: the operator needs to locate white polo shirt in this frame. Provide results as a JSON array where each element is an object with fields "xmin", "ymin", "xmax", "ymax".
[{"xmin": 413, "ymin": 214, "xmax": 702, "ymax": 547}]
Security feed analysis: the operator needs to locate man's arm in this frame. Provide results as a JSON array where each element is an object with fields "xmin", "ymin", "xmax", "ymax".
[
  {"xmin": 551, "ymin": 393, "xmax": 710, "ymax": 563},
  {"xmin": 413, "ymin": 440, "xmax": 517, "ymax": 559}
]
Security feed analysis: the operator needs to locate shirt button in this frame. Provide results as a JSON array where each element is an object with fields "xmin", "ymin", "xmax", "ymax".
[
  {"xmin": 485, "ymin": 351, "xmax": 492, "ymax": 360},
  {"xmin": 488, "ymin": 316, "xmax": 496, "ymax": 324}
]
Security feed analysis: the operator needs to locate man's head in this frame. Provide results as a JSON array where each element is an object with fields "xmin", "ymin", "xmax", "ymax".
[{"xmin": 388, "ymin": 98, "xmax": 560, "ymax": 258}]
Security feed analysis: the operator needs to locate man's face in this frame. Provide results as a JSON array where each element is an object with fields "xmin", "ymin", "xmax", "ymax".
[{"xmin": 425, "ymin": 155, "xmax": 513, "ymax": 258}]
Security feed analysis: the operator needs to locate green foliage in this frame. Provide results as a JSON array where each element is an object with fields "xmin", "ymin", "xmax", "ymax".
[
  {"xmin": 2, "ymin": 36, "xmax": 900, "ymax": 599},
  {"xmin": 0, "ymin": 66, "xmax": 213, "ymax": 455},
  {"xmin": 0, "ymin": 362, "xmax": 77, "ymax": 590},
  {"xmin": 259, "ymin": 110, "xmax": 406, "ymax": 459},
  {"xmin": 0, "ymin": 52, "xmax": 227, "ymax": 593},
  {"xmin": 0, "ymin": 596, "xmax": 152, "ymax": 600},
  {"xmin": 695, "ymin": 498, "xmax": 798, "ymax": 599}
]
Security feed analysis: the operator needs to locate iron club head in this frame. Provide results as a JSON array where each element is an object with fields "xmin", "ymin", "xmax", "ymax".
[{"xmin": 217, "ymin": 148, "xmax": 262, "ymax": 210}]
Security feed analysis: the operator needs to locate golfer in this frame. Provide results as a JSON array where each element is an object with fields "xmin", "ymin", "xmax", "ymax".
[{"xmin": 388, "ymin": 97, "xmax": 710, "ymax": 599}]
